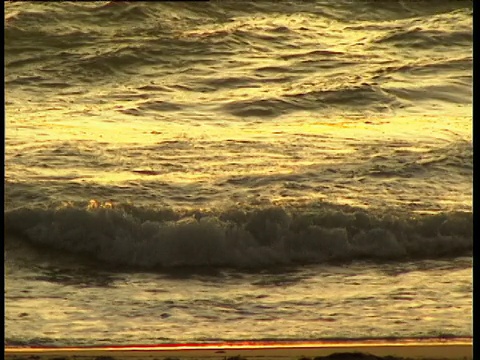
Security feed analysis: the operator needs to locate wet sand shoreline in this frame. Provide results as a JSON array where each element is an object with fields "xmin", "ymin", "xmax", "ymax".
[{"xmin": 5, "ymin": 338, "xmax": 473, "ymax": 360}]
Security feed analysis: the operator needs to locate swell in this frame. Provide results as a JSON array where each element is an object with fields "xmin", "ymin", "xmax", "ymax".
[
  {"xmin": 5, "ymin": 1, "xmax": 471, "ymax": 116},
  {"xmin": 373, "ymin": 27, "xmax": 471, "ymax": 49},
  {"xmin": 5, "ymin": 202, "xmax": 472, "ymax": 270}
]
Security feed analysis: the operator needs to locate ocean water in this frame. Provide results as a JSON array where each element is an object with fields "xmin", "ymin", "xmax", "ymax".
[{"xmin": 4, "ymin": 0, "xmax": 472, "ymax": 347}]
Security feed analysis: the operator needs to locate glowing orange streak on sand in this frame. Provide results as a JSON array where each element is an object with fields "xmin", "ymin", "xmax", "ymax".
[{"xmin": 5, "ymin": 338, "xmax": 473, "ymax": 352}]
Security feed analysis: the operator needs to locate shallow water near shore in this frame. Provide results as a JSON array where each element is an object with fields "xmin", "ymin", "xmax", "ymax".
[
  {"xmin": 5, "ymin": 0, "xmax": 472, "ymax": 347},
  {"xmin": 5, "ymin": 238, "xmax": 472, "ymax": 345}
]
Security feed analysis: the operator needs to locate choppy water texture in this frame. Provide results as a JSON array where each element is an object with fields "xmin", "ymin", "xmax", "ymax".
[{"xmin": 4, "ymin": 1, "xmax": 472, "ymax": 346}]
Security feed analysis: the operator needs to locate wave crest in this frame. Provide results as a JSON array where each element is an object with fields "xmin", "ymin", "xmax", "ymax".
[{"xmin": 5, "ymin": 202, "xmax": 472, "ymax": 269}]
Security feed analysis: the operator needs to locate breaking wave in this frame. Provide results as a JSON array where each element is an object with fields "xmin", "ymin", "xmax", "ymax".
[{"xmin": 5, "ymin": 201, "xmax": 472, "ymax": 270}]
